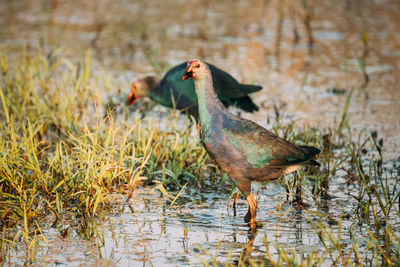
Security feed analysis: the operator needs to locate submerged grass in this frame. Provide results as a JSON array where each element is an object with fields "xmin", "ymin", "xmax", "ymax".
[
  {"xmin": 204, "ymin": 124, "xmax": 400, "ymax": 266},
  {"xmin": 202, "ymin": 84, "xmax": 400, "ymax": 266},
  {"xmin": 0, "ymin": 46, "xmax": 221, "ymax": 263},
  {"xmin": 0, "ymin": 45, "xmax": 399, "ymax": 266}
]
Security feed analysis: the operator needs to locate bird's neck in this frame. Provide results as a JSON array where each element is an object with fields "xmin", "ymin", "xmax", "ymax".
[
  {"xmin": 142, "ymin": 76, "xmax": 160, "ymax": 95},
  {"xmin": 149, "ymin": 80, "xmax": 173, "ymax": 106},
  {"xmin": 194, "ymin": 75, "xmax": 223, "ymax": 132}
]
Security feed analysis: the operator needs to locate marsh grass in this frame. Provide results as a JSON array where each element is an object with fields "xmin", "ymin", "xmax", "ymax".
[
  {"xmin": 204, "ymin": 142, "xmax": 400, "ymax": 266},
  {"xmin": 203, "ymin": 90, "xmax": 400, "ymax": 266},
  {"xmin": 0, "ymin": 46, "xmax": 221, "ymax": 263},
  {"xmin": 0, "ymin": 45, "xmax": 399, "ymax": 266}
]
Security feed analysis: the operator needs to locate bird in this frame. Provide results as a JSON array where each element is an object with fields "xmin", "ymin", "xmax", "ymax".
[
  {"xmin": 182, "ymin": 59, "xmax": 320, "ymax": 228},
  {"xmin": 127, "ymin": 62, "xmax": 262, "ymax": 118}
]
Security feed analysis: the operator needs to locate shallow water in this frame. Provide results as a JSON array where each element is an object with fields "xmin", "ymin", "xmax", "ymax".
[
  {"xmin": 1, "ymin": 0, "xmax": 400, "ymax": 265},
  {"xmin": 8, "ymin": 172, "xmax": 399, "ymax": 266}
]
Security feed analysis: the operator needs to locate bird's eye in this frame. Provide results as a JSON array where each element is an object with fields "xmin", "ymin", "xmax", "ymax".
[{"xmin": 195, "ymin": 64, "xmax": 200, "ymax": 68}]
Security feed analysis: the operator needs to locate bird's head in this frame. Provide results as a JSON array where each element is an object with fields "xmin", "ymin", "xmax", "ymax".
[
  {"xmin": 126, "ymin": 76, "xmax": 158, "ymax": 105},
  {"xmin": 182, "ymin": 59, "xmax": 207, "ymax": 81}
]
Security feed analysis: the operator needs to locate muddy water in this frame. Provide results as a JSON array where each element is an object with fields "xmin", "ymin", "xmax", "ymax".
[{"xmin": 1, "ymin": 0, "xmax": 400, "ymax": 265}]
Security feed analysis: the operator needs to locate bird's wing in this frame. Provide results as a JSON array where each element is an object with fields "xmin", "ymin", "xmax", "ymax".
[
  {"xmin": 222, "ymin": 116, "xmax": 315, "ymax": 168},
  {"xmin": 208, "ymin": 64, "xmax": 249, "ymax": 99},
  {"xmin": 161, "ymin": 63, "xmax": 198, "ymax": 103}
]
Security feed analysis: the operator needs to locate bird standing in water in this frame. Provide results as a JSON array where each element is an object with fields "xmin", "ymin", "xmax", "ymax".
[
  {"xmin": 127, "ymin": 62, "xmax": 262, "ymax": 118},
  {"xmin": 182, "ymin": 59, "xmax": 320, "ymax": 228}
]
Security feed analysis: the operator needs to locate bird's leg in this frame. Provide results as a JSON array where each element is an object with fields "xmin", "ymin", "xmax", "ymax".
[
  {"xmin": 294, "ymin": 171, "xmax": 306, "ymax": 209},
  {"xmin": 244, "ymin": 193, "xmax": 257, "ymax": 223},
  {"xmin": 232, "ymin": 191, "xmax": 239, "ymax": 216},
  {"xmin": 294, "ymin": 171, "xmax": 301, "ymax": 203},
  {"xmin": 246, "ymin": 227, "xmax": 257, "ymax": 252},
  {"xmin": 256, "ymin": 187, "xmax": 261, "ymax": 199},
  {"xmin": 244, "ymin": 207, "xmax": 251, "ymax": 223},
  {"xmin": 244, "ymin": 193, "xmax": 257, "ymax": 228},
  {"xmin": 240, "ymin": 228, "xmax": 257, "ymax": 264}
]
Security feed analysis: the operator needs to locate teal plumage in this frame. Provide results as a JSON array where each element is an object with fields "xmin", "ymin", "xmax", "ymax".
[
  {"xmin": 182, "ymin": 59, "xmax": 320, "ymax": 228},
  {"xmin": 127, "ymin": 62, "xmax": 262, "ymax": 117}
]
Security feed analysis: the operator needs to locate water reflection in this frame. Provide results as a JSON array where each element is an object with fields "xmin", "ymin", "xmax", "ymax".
[
  {"xmin": 4, "ymin": 176, "xmax": 395, "ymax": 266},
  {"xmin": 1, "ymin": 0, "xmax": 400, "ymax": 265}
]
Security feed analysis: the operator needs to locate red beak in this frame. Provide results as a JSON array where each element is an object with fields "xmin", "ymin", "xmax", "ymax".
[
  {"xmin": 182, "ymin": 68, "xmax": 193, "ymax": 80},
  {"xmin": 126, "ymin": 83, "xmax": 138, "ymax": 105},
  {"xmin": 182, "ymin": 59, "xmax": 199, "ymax": 80}
]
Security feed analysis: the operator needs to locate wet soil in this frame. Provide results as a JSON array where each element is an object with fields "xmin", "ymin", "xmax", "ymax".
[{"xmin": 1, "ymin": 0, "xmax": 400, "ymax": 265}]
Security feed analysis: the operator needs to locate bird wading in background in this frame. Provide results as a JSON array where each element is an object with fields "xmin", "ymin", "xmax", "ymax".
[
  {"xmin": 127, "ymin": 62, "xmax": 262, "ymax": 118},
  {"xmin": 182, "ymin": 59, "xmax": 320, "ymax": 228}
]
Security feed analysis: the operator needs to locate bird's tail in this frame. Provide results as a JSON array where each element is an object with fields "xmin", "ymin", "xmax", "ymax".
[
  {"xmin": 306, "ymin": 159, "xmax": 320, "ymax": 166},
  {"xmin": 299, "ymin": 146, "xmax": 321, "ymax": 166},
  {"xmin": 239, "ymin": 84, "xmax": 263, "ymax": 93},
  {"xmin": 300, "ymin": 145, "xmax": 321, "ymax": 155},
  {"xmin": 232, "ymin": 96, "xmax": 259, "ymax": 113}
]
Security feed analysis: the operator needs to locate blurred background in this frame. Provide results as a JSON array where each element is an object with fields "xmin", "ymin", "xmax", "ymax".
[
  {"xmin": 1, "ymin": 1, "xmax": 400, "ymax": 265},
  {"xmin": 1, "ymin": 0, "xmax": 399, "ymax": 158}
]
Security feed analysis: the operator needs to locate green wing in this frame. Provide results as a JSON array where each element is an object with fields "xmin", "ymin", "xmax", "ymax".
[
  {"xmin": 162, "ymin": 63, "xmax": 198, "ymax": 103},
  {"xmin": 223, "ymin": 117, "xmax": 311, "ymax": 168}
]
